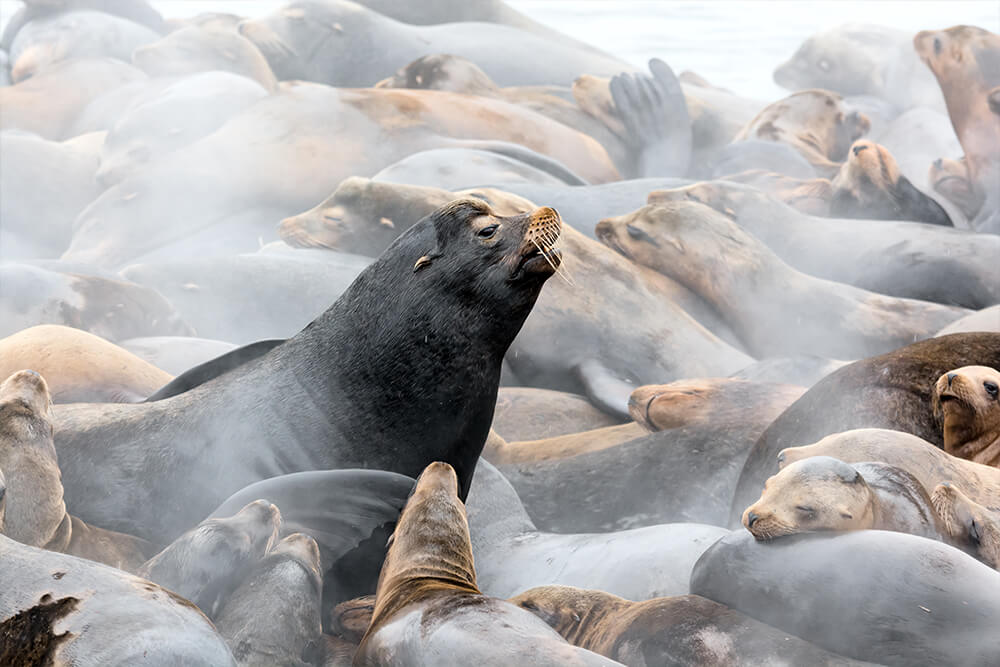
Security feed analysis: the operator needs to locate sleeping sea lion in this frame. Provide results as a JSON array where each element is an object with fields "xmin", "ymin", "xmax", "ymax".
[
  {"xmin": 932, "ymin": 482, "xmax": 1000, "ymax": 568},
  {"xmin": 491, "ymin": 387, "xmax": 623, "ymax": 442},
  {"xmin": 933, "ymin": 365, "xmax": 1000, "ymax": 466}
]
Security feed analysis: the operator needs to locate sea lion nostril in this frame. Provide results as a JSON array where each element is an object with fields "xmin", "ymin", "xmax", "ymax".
[
  {"xmin": 852, "ymin": 144, "xmax": 868, "ymax": 156},
  {"xmin": 947, "ymin": 372, "xmax": 957, "ymax": 386},
  {"xmin": 747, "ymin": 512, "xmax": 759, "ymax": 528}
]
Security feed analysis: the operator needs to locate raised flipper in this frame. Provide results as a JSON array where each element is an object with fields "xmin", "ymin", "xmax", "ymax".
[
  {"xmin": 894, "ymin": 175, "xmax": 953, "ymax": 227},
  {"xmin": 610, "ymin": 58, "xmax": 692, "ymax": 178},
  {"xmin": 144, "ymin": 338, "xmax": 285, "ymax": 401},
  {"xmin": 574, "ymin": 359, "xmax": 636, "ymax": 421}
]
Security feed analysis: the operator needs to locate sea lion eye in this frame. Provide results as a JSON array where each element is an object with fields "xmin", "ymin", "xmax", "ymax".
[
  {"xmin": 984, "ymin": 382, "xmax": 998, "ymax": 400},
  {"xmin": 818, "ymin": 59, "xmax": 831, "ymax": 72},
  {"xmin": 933, "ymin": 37, "xmax": 942, "ymax": 55},
  {"xmin": 795, "ymin": 505, "xmax": 816, "ymax": 516},
  {"xmin": 477, "ymin": 224, "xmax": 499, "ymax": 239}
]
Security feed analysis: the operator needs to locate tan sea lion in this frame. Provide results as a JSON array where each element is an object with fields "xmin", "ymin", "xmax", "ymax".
[
  {"xmin": 483, "ymin": 423, "xmax": 647, "ymax": 465},
  {"xmin": 742, "ymin": 456, "xmax": 946, "ymax": 541},
  {"xmin": 932, "ymin": 482, "xmax": 1000, "ymax": 568},
  {"xmin": 830, "ymin": 139, "xmax": 952, "ymax": 225},
  {"xmin": 0, "ymin": 370, "xmax": 155, "ymax": 570},
  {"xmin": 595, "ymin": 201, "xmax": 968, "ymax": 359},
  {"xmin": 628, "ymin": 377, "xmax": 805, "ymax": 431},
  {"xmin": 354, "ymin": 462, "xmax": 621, "ymax": 666},
  {"xmin": 491, "ymin": 387, "xmax": 622, "ymax": 442},
  {"xmin": 778, "ymin": 428, "xmax": 1000, "ymax": 510},
  {"xmin": 933, "ymin": 365, "xmax": 1000, "ymax": 466},
  {"xmin": 510, "ymin": 586, "xmax": 874, "ymax": 666},
  {"xmin": 930, "ymin": 156, "xmax": 982, "ymax": 220},
  {"xmin": 936, "ymin": 305, "xmax": 1000, "ymax": 336},
  {"xmin": 714, "ymin": 169, "xmax": 833, "ymax": 215},
  {"xmin": 0, "ymin": 325, "xmax": 172, "ymax": 403},
  {"xmin": 733, "ymin": 89, "xmax": 871, "ymax": 176}
]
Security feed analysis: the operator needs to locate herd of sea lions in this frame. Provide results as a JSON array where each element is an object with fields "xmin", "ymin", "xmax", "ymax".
[{"xmin": 1, "ymin": 1, "xmax": 999, "ymax": 665}]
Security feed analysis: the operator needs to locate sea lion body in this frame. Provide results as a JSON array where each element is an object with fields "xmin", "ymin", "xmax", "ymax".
[
  {"xmin": 467, "ymin": 460, "xmax": 729, "ymax": 600},
  {"xmin": 937, "ymin": 305, "xmax": 1000, "ymax": 336},
  {"xmin": 484, "ymin": 423, "xmax": 647, "ymax": 465},
  {"xmin": 355, "ymin": 462, "xmax": 621, "ymax": 666},
  {"xmin": 511, "ymin": 587, "xmax": 874, "ymax": 667},
  {"xmin": 0, "ymin": 0, "xmax": 164, "ymax": 51},
  {"xmin": 54, "ymin": 201, "xmax": 560, "ymax": 542},
  {"xmin": 731, "ymin": 334, "xmax": 1000, "ymax": 524},
  {"xmin": 0, "ymin": 326, "xmax": 171, "ymax": 404},
  {"xmin": 491, "ymin": 387, "xmax": 622, "ymax": 442},
  {"xmin": 933, "ymin": 365, "xmax": 1000, "ymax": 466},
  {"xmin": 743, "ymin": 456, "xmax": 945, "ymax": 541},
  {"xmin": 372, "ymin": 147, "xmax": 583, "ymax": 189},
  {"xmin": 691, "ymin": 529, "xmax": 1000, "ymax": 666}
]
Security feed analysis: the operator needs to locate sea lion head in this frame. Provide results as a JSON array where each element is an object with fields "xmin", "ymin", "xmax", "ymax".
[
  {"xmin": 773, "ymin": 26, "xmax": 889, "ymax": 95},
  {"xmin": 932, "ymin": 482, "xmax": 1000, "ymax": 568},
  {"xmin": 914, "ymin": 26, "xmax": 1000, "ymax": 86},
  {"xmin": 930, "ymin": 157, "xmax": 982, "ymax": 220},
  {"xmin": 138, "ymin": 499, "xmax": 281, "ymax": 612},
  {"xmin": 742, "ymin": 456, "xmax": 873, "ymax": 540},
  {"xmin": 509, "ymin": 585, "xmax": 627, "ymax": 646},
  {"xmin": 933, "ymin": 365, "xmax": 1000, "ymax": 465},
  {"xmin": 647, "ymin": 180, "xmax": 771, "ymax": 221},
  {"xmin": 329, "ymin": 595, "xmax": 376, "ymax": 643},
  {"xmin": 0, "ymin": 370, "xmax": 66, "ymax": 548},
  {"xmin": 712, "ymin": 169, "xmax": 833, "ymax": 216},
  {"xmin": 375, "ymin": 54, "xmax": 501, "ymax": 97},
  {"xmin": 831, "ymin": 140, "xmax": 952, "ymax": 225}
]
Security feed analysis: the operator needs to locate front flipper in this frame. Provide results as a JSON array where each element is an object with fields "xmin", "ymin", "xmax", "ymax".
[
  {"xmin": 574, "ymin": 359, "xmax": 636, "ymax": 421},
  {"xmin": 610, "ymin": 57, "xmax": 692, "ymax": 178}
]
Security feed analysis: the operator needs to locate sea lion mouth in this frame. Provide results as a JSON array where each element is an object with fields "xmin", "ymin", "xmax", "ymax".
[{"xmin": 516, "ymin": 247, "xmax": 563, "ymax": 277}]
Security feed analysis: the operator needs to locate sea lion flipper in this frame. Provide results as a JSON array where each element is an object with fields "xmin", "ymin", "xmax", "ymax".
[
  {"xmin": 894, "ymin": 175, "xmax": 953, "ymax": 227},
  {"xmin": 610, "ymin": 58, "xmax": 692, "ymax": 178},
  {"xmin": 574, "ymin": 359, "xmax": 635, "ymax": 420},
  {"xmin": 144, "ymin": 338, "xmax": 286, "ymax": 401}
]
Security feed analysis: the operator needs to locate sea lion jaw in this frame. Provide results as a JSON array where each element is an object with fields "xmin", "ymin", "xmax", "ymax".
[
  {"xmin": 742, "ymin": 456, "xmax": 873, "ymax": 541},
  {"xmin": 933, "ymin": 366, "xmax": 1000, "ymax": 464},
  {"xmin": 932, "ymin": 483, "xmax": 1000, "ymax": 568}
]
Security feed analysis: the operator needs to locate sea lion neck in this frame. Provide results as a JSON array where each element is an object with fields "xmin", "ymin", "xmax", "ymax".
[{"xmin": 558, "ymin": 592, "xmax": 630, "ymax": 648}]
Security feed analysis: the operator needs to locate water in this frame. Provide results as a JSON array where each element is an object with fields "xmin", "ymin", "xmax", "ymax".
[{"xmin": 2, "ymin": 0, "xmax": 998, "ymax": 100}]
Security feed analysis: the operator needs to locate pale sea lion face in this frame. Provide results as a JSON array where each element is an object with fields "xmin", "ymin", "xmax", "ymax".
[
  {"xmin": 742, "ymin": 456, "xmax": 873, "ymax": 540},
  {"xmin": 914, "ymin": 26, "xmax": 1000, "ymax": 82},
  {"xmin": 933, "ymin": 365, "xmax": 1000, "ymax": 462},
  {"xmin": 773, "ymin": 31, "xmax": 884, "ymax": 95},
  {"xmin": 932, "ymin": 483, "xmax": 1000, "ymax": 568}
]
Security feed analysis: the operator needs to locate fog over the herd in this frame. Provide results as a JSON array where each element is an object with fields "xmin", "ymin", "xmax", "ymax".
[{"xmin": 0, "ymin": 0, "xmax": 999, "ymax": 666}]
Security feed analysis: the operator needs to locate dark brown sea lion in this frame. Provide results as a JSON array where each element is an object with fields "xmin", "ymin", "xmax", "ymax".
[
  {"xmin": 649, "ymin": 180, "xmax": 1000, "ymax": 309},
  {"xmin": 831, "ymin": 140, "xmax": 952, "ymax": 225},
  {"xmin": 0, "ymin": 263, "xmax": 194, "ymax": 341},
  {"xmin": 628, "ymin": 378, "xmax": 805, "ymax": 431},
  {"xmin": 0, "ymin": 370, "xmax": 155, "ymax": 570},
  {"xmin": 0, "ymin": 325, "xmax": 172, "ymax": 403},
  {"xmin": 932, "ymin": 482, "xmax": 1000, "ymax": 569},
  {"xmin": 595, "ymin": 201, "xmax": 968, "ymax": 359},
  {"xmin": 214, "ymin": 533, "xmax": 323, "ymax": 665},
  {"xmin": 132, "ymin": 26, "xmax": 280, "ymax": 92},
  {"xmin": 933, "ymin": 365, "xmax": 1000, "ymax": 466},
  {"xmin": 511, "ymin": 586, "xmax": 873, "ymax": 666},
  {"xmin": 730, "ymin": 333, "xmax": 1000, "ymax": 525},
  {"xmin": 0, "ymin": 58, "xmax": 145, "ymax": 139},
  {"xmin": 778, "ymin": 428, "xmax": 1000, "ymax": 510},
  {"xmin": 742, "ymin": 456, "xmax": 946, "ymax": 541},
  {"xmin": 354, "ymin": 462, "xmax": 622, "ymax": 666},
  {"xmin": 733, "ymin": 89, "xmax": 870, "ymax": 176},
  {"xmin": 491, "ymin": 387, "xmax": 622, "ymax": 442},
  {"xmin": 54, "ymin": 200, "xmax": 560, "ymax": 542}
]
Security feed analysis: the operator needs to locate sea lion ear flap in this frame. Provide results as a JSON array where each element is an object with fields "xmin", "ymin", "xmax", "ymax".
[{"xmin": 413, "ymin": 252, "xmax": 440, "ymax": 272}]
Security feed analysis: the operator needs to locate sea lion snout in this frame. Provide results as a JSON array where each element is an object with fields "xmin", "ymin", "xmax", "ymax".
[{"xmin": 746, "ymin": 511, "xmax": 760, "ymax": 528}]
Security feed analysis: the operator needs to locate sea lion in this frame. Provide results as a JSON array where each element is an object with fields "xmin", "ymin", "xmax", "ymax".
[
  {"xmin": 932, "ymin": 482, "xmax": 1000, "ymax": 568},
  {"xmin": 0, "ymin": 370, "xmax": 155, "ymax": 570},
  {"xmin": 742, "ymin": 456, "xmax": 945, "ymax": 541},
  {"xmin": 144, "ymin": 339, "xmax": 285, "ymax": 403},
  {"xmin": 97, "ymin": 71, "xmax": 269, "ymax": 187},
  {"xmin": 930, "ymin": 155, "xmax": 982, "ymax": 221},
  {"xmin": 730, "ymin": 333, "xmax": 1000, "ymax": 524},
  {"xmin": 354, "ymin": 461, "xmax": 622, "ymax": 666},
  {"xmin": 628, "ymin": 378, "xmax": 805, "ymax": 431},
  {"xmin": 9, "ymin": 9, "xmax": 159, "ymax": 82},
  {"xmin": 0, "ymin": 325, "xmax": 172, "ymax": 403},
  {"xmin": 510, "ymin": 587, "xmax": 873, "ymax": 667},
  {"xmin": 0, "ymin": 131, "xmax": 103, "ymax": 254},
  {"xmin": 0, "ymin": 0, "xmax": 164, "ymax": 51},
  {"xmin": 914, "ymin": 26, "xmax": 1000, "ymax": 231},
  {"xmin": 936, "ymin": 305, "xmax": 1000, "ymax": 335},
  {"xmin": 0, "ymin": 58, "xmax": 145, "ymax": 139},
  {"xmin": 0, "ymin": 534, "xmax": 236, "ymax": 666},
  {"xmin": 830, "ymin": 140, "xmax": 952, "ymax": 225},
  {"xmin": 650, "ymin": 180, "xmax": 1000, "ymax": 309},
  {"xmin": 0, "ymin": 263, "xmax": 193, "ymax": 341},
  {"xmin": 730, "ymin": 355, "xmax": 849, "ymax": 387},
  {"xmin": 691, "ymin": 529, "xmax": 1000, "ymax": 666},
  {"xmin": 933, "ymin": 365, "xmax": 1000, "ymax": 466},
  {"xmin": 483, "ymin": 423, "xmax": 648, "ymax": 465},
  {"xmin": 279, "ymin": 179, "xmax": 749, "ymax": 415},
  {"xmin": 53, "ymin": 200, "xmax": 560, "ymax": 542},
  {"xmin": 214, "ymin": 533, "xmax": 323, "ymax": 665},
  {"xmin": 137, "ymin": 499, "xmax": 280, "ymax": 613},
  {"xmin": 132, "ymin": 25, "xmax": 280, "ymax": 92},
  {"xmin": 467, "ymin": 459, "xmax": 729, "ymax": 600},
  {"xmin": 733, "ymin": 89, "xmax": 870, "ymax": 176},
  {"xmin": 595, "ymin": 201, "xmax": 968, "ymax": 359},
  {"xmin": 120, "ymin": 336, "xmax": 238, "ymax": 376},
  {"xmin": 779, "ymin": 428, "xmax": 1000, "ymax": 510},
  {"xmin": 238, "ymin": 0, "xmax": 630, "ymax": 88},
  {"xmin": 63, "ymin": 84, "xmax": 617, "ymax": 268},
  {"xmin": 714, "ymin": 169, "xmax": 833, "ymax": 215},
  {"xmin": 491, "ymin": 387, "xmax": 622, "ymax": 441}
]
